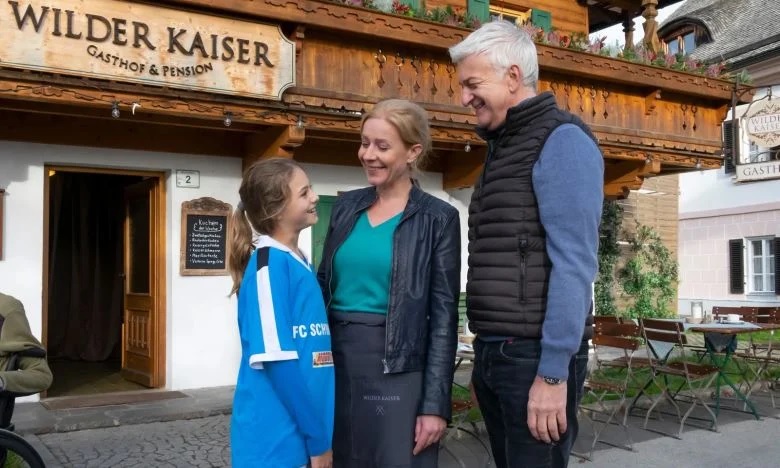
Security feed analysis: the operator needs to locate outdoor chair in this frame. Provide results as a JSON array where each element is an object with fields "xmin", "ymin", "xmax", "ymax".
[
  {"xmin": 637, "ymin": 318, "xmax": 720, "ymax": 439},
  {"xmin": 737, "ymin": 308, "xmax": 780, "ymax": 412},
  {"xmin": 578, "ymin": 320, "xmax": 647, "ymax": 460}
]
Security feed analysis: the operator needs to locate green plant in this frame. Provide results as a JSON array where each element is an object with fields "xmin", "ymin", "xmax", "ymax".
[
  {"xmin": 618, "ymin": 223, "xmax": 679, "ymax": 319},
  {"xmin": 595, "ymin": 200, "xmax": 623, "ymax": 317}
]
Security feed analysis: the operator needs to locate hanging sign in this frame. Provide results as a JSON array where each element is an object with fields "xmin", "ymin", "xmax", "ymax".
[
  {"xmin": 0, "ymin": 0, "xmax": 295, "ymax": 100},
  {"xmin": 744, "ymin": 99, "xmax": 780, "ymax": 148}
]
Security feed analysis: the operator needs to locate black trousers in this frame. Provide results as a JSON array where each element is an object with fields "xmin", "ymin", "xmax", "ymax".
[
  {"xmin": 331, "ymin": 311, "xmax": 438, "ymax": 468},
  {"xmin": 472, "ymin": 338, "xmax": 589, "ymax": 468}
]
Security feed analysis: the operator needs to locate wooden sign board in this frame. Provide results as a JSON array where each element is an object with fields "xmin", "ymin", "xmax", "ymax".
[
  {"xmin": 180, "ymin": 197, "xmax": 232, "ymax": 276},
  {"xmin": 0, "ymin": 0, "xmax": 295, "ymax": 100}
]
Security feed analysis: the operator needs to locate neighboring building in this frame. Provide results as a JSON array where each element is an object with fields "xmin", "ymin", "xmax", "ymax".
[
  {"xmin": 667, "ymin": 0, "xmax": 780, "ymax": 314},
  {"xmin": 0, "ymin": 0, "xmax": 735, "ymax": 401}
]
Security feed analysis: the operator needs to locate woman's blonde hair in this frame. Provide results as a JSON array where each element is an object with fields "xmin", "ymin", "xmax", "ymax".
[
  {"xmin": 228, "ymin": 158, "xmax": 302, "ymax": 296},
  {"xmin": 361, "ymin": 99, "xmax": 432, "ymax": 172}
]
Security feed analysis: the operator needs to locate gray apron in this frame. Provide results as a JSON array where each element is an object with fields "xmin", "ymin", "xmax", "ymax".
[{"xmin": 331, "ymin": 311, "xmax": 438, "ymax": 468}]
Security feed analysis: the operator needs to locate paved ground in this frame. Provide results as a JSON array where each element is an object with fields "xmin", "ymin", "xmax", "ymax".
[
  {"xmin": 35, "ymin": 416, "xmax": 231, "ymax": 468},
  {"xmin": 31, "ymin": 413, "xmax": 493, "ymax": 468},
  {"xmin": 12, "ymin": 360, "xmax": 780, "ymax": 468}
]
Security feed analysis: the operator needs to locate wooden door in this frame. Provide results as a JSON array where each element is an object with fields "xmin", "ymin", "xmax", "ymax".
[{"xmin": 122, "ymin": 178, "xmax": 161, "ymax": 387}]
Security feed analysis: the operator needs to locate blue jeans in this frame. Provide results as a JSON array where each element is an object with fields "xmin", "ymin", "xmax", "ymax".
[{"xmin": 471, "ymin": 338, "xmax": 589, "ymax": 468}]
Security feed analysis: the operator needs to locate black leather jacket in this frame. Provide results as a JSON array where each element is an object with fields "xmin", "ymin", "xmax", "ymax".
[{"xmin": 317, "ymin": 184, "xmax": 461, "ymax": 421}]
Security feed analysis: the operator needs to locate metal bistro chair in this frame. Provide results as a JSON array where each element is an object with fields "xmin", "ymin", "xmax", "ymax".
[
  {"xmin": 638, "ymin": 318, "xmax": 720, "ymax": 439},
  {"xmin": 578, "ymin": 319, "xmax": 648, "ymax": 460},
  {"xmin": 738, "ymin": 308, "xmax": 780, "ymax": 411}
]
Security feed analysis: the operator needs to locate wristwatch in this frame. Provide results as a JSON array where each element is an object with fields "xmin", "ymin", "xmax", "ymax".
[{"xmin": 542, "ymin": 376, "xmax": 564, "ymax": 385}]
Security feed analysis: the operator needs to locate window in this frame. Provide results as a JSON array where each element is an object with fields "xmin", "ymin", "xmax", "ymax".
[
  {"xmin": 663, "ymin": 26, "xmax": 709, "ymax": 55},
  {"xmin": 489, "ymin": 6, "xmax": 530, "ymax": 27},
  {"xmin": 748, "ymin": 237, "xmax": 776, "ymax": 294},
  {"xmin": 729, "ymin": 237, "xmax": 780, "ymax": 295},
  {"xmin": 748, "ymin": 142, "xmax": 779, "ymax": 164}
]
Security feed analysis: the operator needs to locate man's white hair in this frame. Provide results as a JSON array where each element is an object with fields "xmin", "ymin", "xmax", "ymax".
[{"xmin": 448, "ymin": 20, "xmax": 539, "ymax": 89}]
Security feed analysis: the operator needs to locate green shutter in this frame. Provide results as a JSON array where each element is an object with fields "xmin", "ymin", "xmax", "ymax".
[
  {"xmin": 468, "ymin": 0, "xmax": 490, "ymax": 23},
  {"xmin": 531, "ymin": 9, "xmax": 552, "ymax": 32},
  {"xmin": 311, "ymin": 195, "xmax": 337, "ymax": 270}
]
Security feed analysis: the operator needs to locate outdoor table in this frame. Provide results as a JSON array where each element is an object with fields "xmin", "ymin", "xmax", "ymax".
[{"xmin": 688, "ymin": 322, "xmax": 780, "ymax": 420}]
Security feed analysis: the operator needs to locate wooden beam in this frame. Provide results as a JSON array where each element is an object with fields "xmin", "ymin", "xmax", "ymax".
[
  {"xmin": 644, "ymin": 89, "xmax": 662, "ymax": 116},
  {"xmin": 443, "ymin": 148, "xmax": 485, "ymax": 190},
  {"xmin": 601, "ymin": 0, "xmax": 644, "ymax": 13},
  {"xmin": 603, "ymin": 158, "xmax": 661, "ymax": 198},
  {"xmin": 243, "ymin": 125, "xmax": 306, "ymax": 170}
]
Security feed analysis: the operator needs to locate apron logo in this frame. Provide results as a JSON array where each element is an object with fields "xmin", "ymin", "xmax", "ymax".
[
  {"xmin": 312, "ymin": 351, "xmax": 333, "ymax": 368},
  {"xmin": 376, "ymin": 405, "xmax": 385, "ymax": 416}
]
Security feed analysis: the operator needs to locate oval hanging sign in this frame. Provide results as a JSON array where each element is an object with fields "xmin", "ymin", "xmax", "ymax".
[{"xmin": 744, "ymin": 99, "xmax": 780, "ymax": 148}]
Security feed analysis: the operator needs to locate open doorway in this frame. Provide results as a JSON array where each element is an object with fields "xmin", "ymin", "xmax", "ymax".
[{"xmin": 43, "ymin": 168, "xmax": 166, "ymax": 398}]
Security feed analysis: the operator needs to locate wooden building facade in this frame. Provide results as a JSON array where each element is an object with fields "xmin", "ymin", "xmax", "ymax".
[{"xmin": 0, "ymin": 0, "xmax": 740, "ymax": 397}]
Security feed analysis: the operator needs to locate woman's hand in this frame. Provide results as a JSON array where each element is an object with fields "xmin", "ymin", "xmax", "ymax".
[
  {"xmin": 310, "ymin": 449, "xmax": 333, "ymax": 468},
  {"xmin": 413, "ymin": 415, "xmax": 447, "ymax": 455}
]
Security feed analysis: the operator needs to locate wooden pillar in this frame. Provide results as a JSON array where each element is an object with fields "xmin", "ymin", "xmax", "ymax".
[
  {"xmin": 622, "ymin": 12, "xmax": 635, "ymax": 52},
  {"xmin": 242, "ymin": 125, "xmax": 306, "ymax": 171},
  {"xmin": 641, "ymin": 0, "xmax": 662, "ymax": 54}
]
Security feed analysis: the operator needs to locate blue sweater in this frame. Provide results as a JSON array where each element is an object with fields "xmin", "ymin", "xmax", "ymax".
[{"xmin": 532, "ymin": 124, "xmax": 603, "ymax": 380}]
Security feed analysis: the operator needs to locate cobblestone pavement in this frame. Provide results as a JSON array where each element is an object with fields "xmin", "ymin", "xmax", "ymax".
[
  {"xmin": 36, "ymin": 413, "xmax": 492, "ymax": 468},
  {"xmin": 39, "ymin": 415, "xmax": 231, "ymax": 468}
]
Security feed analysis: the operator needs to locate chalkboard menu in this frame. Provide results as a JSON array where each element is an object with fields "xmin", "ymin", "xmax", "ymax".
[{"xmin": 180, "ymin": 197, "xmax": 232, "ymax": 276}]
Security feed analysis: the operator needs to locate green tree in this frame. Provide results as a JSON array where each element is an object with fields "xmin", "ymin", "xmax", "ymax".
[
  {"xmin": 618, "ymin": 223, "xmax": 679, "ymax": 319},
  {"xmin": 594, "ymin": 200, "xmax": 622, "ymax": 317}
]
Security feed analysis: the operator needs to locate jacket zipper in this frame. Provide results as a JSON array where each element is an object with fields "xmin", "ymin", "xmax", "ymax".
[
  {"xmin": 382, "ymin": 202, "xmax": 419, "ymax": 374},
  {"xmin": 518, "ymin": 235, "xmax": 529, "ymax": 303}
]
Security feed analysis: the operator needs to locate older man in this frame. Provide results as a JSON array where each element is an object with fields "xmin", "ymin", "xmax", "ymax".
[{"xmin": 449, "ymin": 21, "xmax": 603, "ymax": 467}]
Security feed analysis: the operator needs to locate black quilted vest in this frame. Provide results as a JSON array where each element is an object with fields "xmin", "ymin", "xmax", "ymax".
[{"xmin": 466, "ymin": 92, "xmax": 595, "ymax": 340}]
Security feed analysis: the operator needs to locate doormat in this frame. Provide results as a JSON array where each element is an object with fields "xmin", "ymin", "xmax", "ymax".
[{"xmin": 41, "ymin": 390, "xmax": 188, "ymax": 411}]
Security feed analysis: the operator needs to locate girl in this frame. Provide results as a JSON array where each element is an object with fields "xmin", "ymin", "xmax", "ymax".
[
  {"xmin": 318, "ymin": 99, "xmax": 461, "ymax": 467},
  {"xmin": 229, "ymin": 158, "xmax": 333, "ymax": 468}
]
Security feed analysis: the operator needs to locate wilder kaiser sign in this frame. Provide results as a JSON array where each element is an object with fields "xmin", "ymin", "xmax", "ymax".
[
  {"xmin": 745, "ymin": 99, "xmax": 780, "ymax": 148},
  {"xmin": 0, "ymin": 0, "xmax": 295, "ymax": 100}
]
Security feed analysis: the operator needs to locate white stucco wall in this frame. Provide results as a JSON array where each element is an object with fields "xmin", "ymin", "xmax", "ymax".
[
  {"xmin": 677, "ymin": 86, "xmax": 780, "ymax": 314},
  {"xmin": 0, "ymin": 145, "xmax": 471, "ymax": 400},
  {"xmin": 0, "ymin": 141, "xmax": 243, "ymax": 396}
]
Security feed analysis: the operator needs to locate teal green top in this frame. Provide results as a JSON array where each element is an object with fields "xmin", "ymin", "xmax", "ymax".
[{"xmin": 330, "ymin": 211, "xmax": 402, "ymax": 314}]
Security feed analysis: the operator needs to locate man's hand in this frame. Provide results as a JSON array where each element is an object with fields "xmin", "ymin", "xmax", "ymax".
[
  {"xmin": 413, "ymin": 415, "xmax": 447, "ymax": 455},
  {"xmin": 527, "ymin": 376, "xmax": 567, "ymax": 443},
  {"xmin": 310, "ymin": 449, "xmax": 332, "ymax": 468}
]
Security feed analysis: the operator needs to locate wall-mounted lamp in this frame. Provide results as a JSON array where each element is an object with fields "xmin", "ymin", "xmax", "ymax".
[
  {"xmin": 695, "ymin": 159, "xmax": 702, "ymax": 169},
  {"xmin": 464, "ymin": 141, "xmax": 471, "ymax": 153},
  {"xmin": 111, "ymin": 101, "xmax": 120, "ymax": 119},
  {"xmin": 296, "ymin": 115, "xmax": 305, "ymax": 129},
  {"xmin": 223, "ymin": 111, "xmax": 232, "ymax": 127}
]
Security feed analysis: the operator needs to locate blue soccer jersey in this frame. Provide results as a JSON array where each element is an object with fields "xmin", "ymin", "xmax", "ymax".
[{"xmin": 231, "ymin": 236, "xmax": 334, "ymax": 468}]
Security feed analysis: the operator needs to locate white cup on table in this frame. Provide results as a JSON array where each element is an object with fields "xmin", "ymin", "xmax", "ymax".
[{"xmin": 726, "ymin": 314, "xmax": 741, "ymax": 323}]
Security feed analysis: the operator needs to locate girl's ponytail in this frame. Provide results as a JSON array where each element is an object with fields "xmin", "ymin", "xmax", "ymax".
[{"xmin": 228, "ymin": 202, "xmax": 254, "ymax": 296}]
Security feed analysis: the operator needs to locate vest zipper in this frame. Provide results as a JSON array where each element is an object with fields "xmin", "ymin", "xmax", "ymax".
[{"xmin": 517, "ymin": 235, "xmax": 529, "ymax": 303}]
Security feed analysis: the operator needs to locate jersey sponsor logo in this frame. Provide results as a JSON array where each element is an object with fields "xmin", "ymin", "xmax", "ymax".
[
  {"xmin": 312, "ymin": 351, "xmax": 334, "ymax": 368},
  {"xmin": 293, "ymin": 322, "xmax": 331, "ymax": 339}
]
